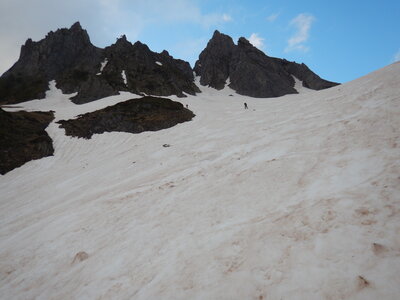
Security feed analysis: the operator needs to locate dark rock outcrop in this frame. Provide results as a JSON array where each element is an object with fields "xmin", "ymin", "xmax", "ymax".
[
  {"xmin": 278, "ymin": 60, "xmax": 338, "ymax": 90},
  {"xmin": 0, "ymin": 23, "xmax": 339, "ymax": 104},
  {"xmin": 0, "ymin": 22, "xmax": 101, "ymax": 104},
  {"xmin": 57, "ymin": 96, "xmax": 195, "ymax": 139},
  {"xmin": 0, "ymin": 23, "xmax": 199, "ymax": 105},
  {"xmin": 0, "ymin": 108, "xmax": 54, "ymax": 174},
  {"xmin": 91, "ymin": 36, "xmax": 199, "ymax": 104},
  {"xmin": 229, "ymin": 37, "xmax": 297, "ymax": 97},
  {"xmin": 194, "ymin": 30, "xmax": 339, "ymax": 97},
  {"xmin": 194, "ymin": 31, "xmax": 235, "ymax": 90}
]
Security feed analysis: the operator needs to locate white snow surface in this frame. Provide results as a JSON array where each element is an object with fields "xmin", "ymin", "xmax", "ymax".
[
  {"xmin": 292, "ymin": 75, "xmax": 313, "ymax": 94},
  {"xmin": 122, "ymin": 70, "xmax": 127, "ymax": 86},
  {"xmin": 96, "ymin": 58, "xmax": 108, "ymax": 75},
  {"xmin": 1, "ymin": 63, "xmax": 400, "ymax": 299},
  {"xmin": 156, "ymin": 61, "xmax": 163, "ymax": 66}
]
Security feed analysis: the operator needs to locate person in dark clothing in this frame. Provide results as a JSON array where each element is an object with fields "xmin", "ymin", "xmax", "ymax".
[{"xmin": 244, "ymin": 102, "xmax": 248, "ymax": 109}]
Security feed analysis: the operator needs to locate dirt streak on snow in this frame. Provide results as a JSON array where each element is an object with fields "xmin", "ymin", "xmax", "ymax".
[{"xmin": 1, "ymin": 62, "xmax": 400, "ymax": 300}]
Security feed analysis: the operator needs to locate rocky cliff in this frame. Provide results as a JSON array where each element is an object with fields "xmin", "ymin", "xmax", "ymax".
[
  {"xmin": 0, "ymin": 108, "xmax": 54, "ymax": 174},
  {"xmin": 0, "ymin": 22, "xmax": 199, "ymax": 105},
  {"xmin": 0, "ymin": 24, "xmax": 339, "ymax": 104},
  {"xmin": 194, "ymin": 30, "xmax": 339, "ymax": 97}
]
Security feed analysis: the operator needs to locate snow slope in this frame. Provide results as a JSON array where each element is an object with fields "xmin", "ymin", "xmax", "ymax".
[{"xmin": 1, "ymin": 63, "xmax": 399, "ymax": 300}]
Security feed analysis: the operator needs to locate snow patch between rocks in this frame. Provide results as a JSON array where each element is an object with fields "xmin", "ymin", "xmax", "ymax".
[
  {"xmin": 96, "ymin": 58, "xmax": 108, "ymax": 75},
  {"xmin": 121, "ymin": 70, "xmax": 127, "ymax": 86},
  {"xmin": 292, "ymin": 75, "xmax": 313, "ymax": 94}
]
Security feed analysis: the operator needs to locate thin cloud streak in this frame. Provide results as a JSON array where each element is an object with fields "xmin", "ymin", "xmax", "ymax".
[
  {"xmin": 266, "ymin": 13, "xmax": 279, "ymax": 22},
  {"xmin": 222, "ymin": 14, "xmax": 233, "ymax": 22},
  {"xmin": 285, "ymin": 13, "xmax": 315, "ymax": 53}
]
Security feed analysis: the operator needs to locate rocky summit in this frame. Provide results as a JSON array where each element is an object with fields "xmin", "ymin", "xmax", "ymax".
[
  {"xmin": 0, "ymin": 22, "xmax": 102, "ymax": 104},
  {"xmin": 0, "ymin": 22, "xmax": 199, "ymax": 105},
  {"xmin": 0, "ymin": 23, "xmax": 338, "ymax": 105},
  {"xmin": 194, "ymin": 30, "xmax": 339, "ymax": 97}
]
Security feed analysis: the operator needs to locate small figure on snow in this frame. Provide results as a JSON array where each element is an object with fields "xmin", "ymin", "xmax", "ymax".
[{"xmin": 244, "ymin": 102, "xmax": 248, "ymax": 109}]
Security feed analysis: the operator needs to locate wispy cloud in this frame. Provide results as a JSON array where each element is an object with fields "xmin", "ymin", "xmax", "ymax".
[
  {"xmin": 248, "ymin": 33, "xmax": 265, "ymax": 50},
  {"xmin": 285, "ymin": 13, "xmax": 315, "ymax": 53},
  {"xmin": 394, "ymin": 49, "xmax": 400, "ymax": 62},
  {"xmin": 222, "ymin": 13, "xmax": 233, "ymax": 22},
  {"xmin": 266, "ymin": 13, "xmax": 279, "ymax": 22}
]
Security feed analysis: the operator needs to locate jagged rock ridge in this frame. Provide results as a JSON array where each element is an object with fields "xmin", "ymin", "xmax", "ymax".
[
  {"xmin": 0, "ymin": 24, "xmax": 339, "ymax": 104},
  {"xmin": 194, "ymin": 30, "xmax": 339, "ymax": 97},
  {"xmin": 0, "ymin": 22, "xmax": 199, "ymax": 105}
]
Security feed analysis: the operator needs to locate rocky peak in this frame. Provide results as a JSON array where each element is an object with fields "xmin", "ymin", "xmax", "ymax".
[
  {"xmin": 132, "ymin": 41, "xmax": 152, "ymax": 53},
  {"xmin": 43, "ymin": 21, "xmax": 91, "ymax": 49},
  {"xmin": 0, "ymin": 22, "xmax": 200, "ymax": 105},
  {"xmin": 235, "ymin": 36, "xmax": 267, "ymax": 62},
  {"xmin": 113, "ymin": 35, "xmax": 132, "ymax": 48},
  {"xmin": 102, "ymin": 36, "xmax": 199, "ymax": 99},
  {"xmin": 20, "ymin": 38, "xmax": 34, "ymax": 59},
  {"xmin": 70, "ymin": 21, "xmax": 83, "ymax": 31},
  {"xmin": 237, "ymin": 37, "xmax": 251, "ymax": 46},
  {"xmin": 160, "ymin": 50, "xmax": 170, "ymax": 57},
  {"xmin": 212, "ymin": 29, "xmax": 221, "ymax": 37},
  {"xmin": 208, "ymin": 30, "xmax": 235, "ymax": 50},
  {"xmin": 106, "ymin": 36, "xmax": 133, "ymax": 57},
  {"xmin": 8, "ymin": 21, "xmax": 97, "ymax": 79},
  {"xmin": 0, "ymin": 23, "xmax": 102, "ymax": 104},
  {"xmin": 194, "ymin": 30, "xmax": 235, "ymax": 89},
  {"xmin": 236, "ymin": 37, "xmax": 263, "ymax": 55},
  {"xmin": 195, "ymin": 31, "xmax": 339, "ymax": 97}
]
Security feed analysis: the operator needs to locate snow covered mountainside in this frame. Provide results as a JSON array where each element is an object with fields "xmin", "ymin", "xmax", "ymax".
[{"xmin": 1, "ymin": 62, "xmax": 399, "ymax": 299}]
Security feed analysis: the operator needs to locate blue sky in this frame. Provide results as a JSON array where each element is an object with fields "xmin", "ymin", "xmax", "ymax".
[{"xmin": 0, "ymin": 0, "xmax": 399, "ymax": 83}]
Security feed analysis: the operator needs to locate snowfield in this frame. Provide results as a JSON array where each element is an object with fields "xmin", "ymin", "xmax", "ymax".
[{"xmin": 1, "ymin": 63, "xmax": 399, "ymax": 300}]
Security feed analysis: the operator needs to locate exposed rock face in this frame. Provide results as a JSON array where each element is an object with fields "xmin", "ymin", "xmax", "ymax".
[
  {"xmin": 195, "ymin": 30, "xmax": 339, "ymax": 97},
  {"xmin": 0, "ymin": 108, "xmax": 54, "ymax": 174},
  {"xmin": 194, "ymin": 31, "xmax": 235, "ymax": 90},
  {"xmin": 278, "ymin": 60, "xmax": 339, "ymax": 90},
  {"xmin": 12, "ymin": 22, "xmax": 99, "ymax": 79},
  {"xmin": 0, "ymin": 22, "xmax": 101, "ymax": 104},
  {"xmin": 57, "ymin": 96, "xmax": 195, "ymax": 139},
  {"xmin": 94, "ymin": 36, "xmax": 199, "ymax": 104},
  {"xmin": 229, "ymin": 37, "xmax": 297, "ymax": 97},
  {"xmin": 0, "ymin": 23, "xmax": 199, "ymax": 105},
  {"xmin": 0, "ymin": 23, "xmax": 339, "ymax": 104}
]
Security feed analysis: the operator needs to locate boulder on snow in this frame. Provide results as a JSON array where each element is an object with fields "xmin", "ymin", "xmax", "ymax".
[{"xmin": 57, "ymin": 96, "xmax": 195, "ymax": 139}]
